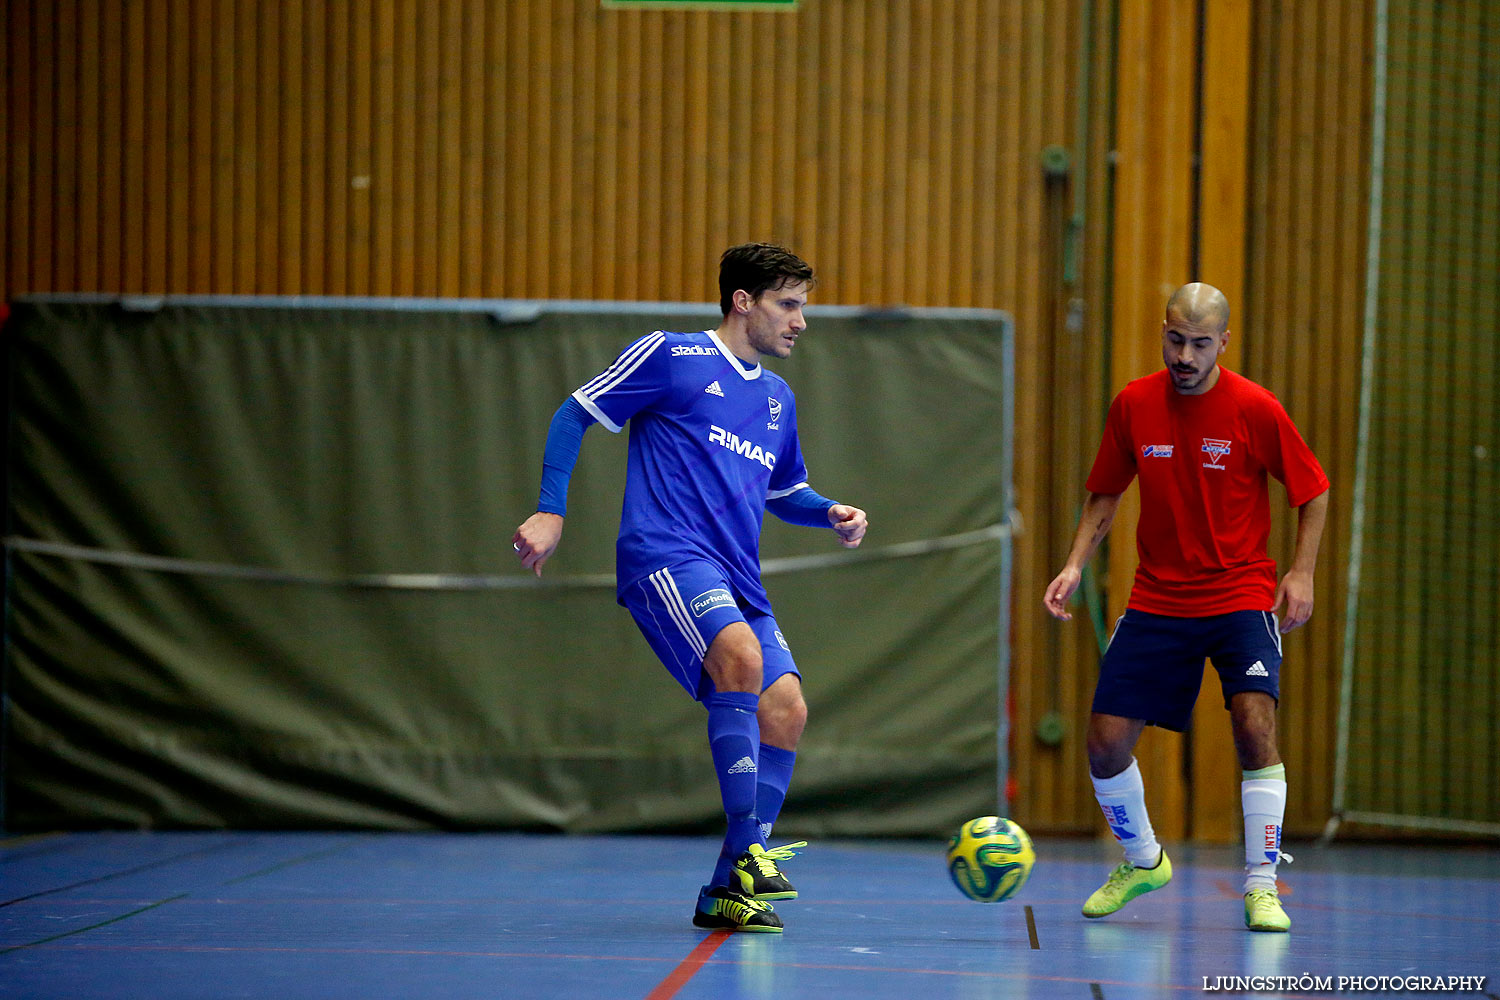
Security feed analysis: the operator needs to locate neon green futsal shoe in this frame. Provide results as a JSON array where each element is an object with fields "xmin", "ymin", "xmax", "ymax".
[
  {"xmin": 1244, "ymin": 886, "xmax": 1291, "ymax": 932},
  {"xmin": 1082, "ymin": 851, "xmax": 1173, "ymax": 917},
  {"xmin": 692, "ymin": 885, "xmax": 783, "ymax": 933},
  {"xmin": 732, "ymin": 841, "xmax": 807, "ymax": 901}
]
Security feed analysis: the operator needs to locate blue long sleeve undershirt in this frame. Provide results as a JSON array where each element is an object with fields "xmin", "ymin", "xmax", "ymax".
[
  {"xmin": 765, "ymin": 485, "xmax": 838, "ymax": 527},
  {"xmin": 534, "ymin": 396, "xmax": 839, "ymax": 527},
  {"xmin": 537, "ymin": 397, "xmax": 594, "ymax": 516}
]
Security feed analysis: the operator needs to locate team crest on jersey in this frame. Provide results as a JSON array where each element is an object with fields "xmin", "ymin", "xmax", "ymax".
[
  {"xmin": 767, "ymin": 397, "xmax": 782, "ymax": 430},
  {"xmin": 1141, "ymin": 444, "xmax": 1174, "ymax": 458},
  {"xmin": 1201, "ymin": 437, "xmax": 1232, "ymax": 469}
]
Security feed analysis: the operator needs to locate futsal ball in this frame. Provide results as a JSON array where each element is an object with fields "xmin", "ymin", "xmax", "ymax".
[{"xmin": 946, "ymin": 816, "xmax": 1035, "ymax": 902}]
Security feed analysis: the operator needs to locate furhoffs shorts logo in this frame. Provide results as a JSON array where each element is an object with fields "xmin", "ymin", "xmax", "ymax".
[{"xmin": 691, "ymin": 588, "xmax": 735, "ymax": 617}]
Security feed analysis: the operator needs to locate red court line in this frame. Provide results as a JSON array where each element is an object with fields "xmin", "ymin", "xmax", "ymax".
[
  {"xmin": 20, "ymin": 944, "xmax": 1353, "ymax": 997},
  {"xmin": 1213, "ymin": 878, "xmax": 1292, "ymax": 899},
  {"xmin": 643, "ymin": 930, "xmax": 731, "ymax": 1000}
]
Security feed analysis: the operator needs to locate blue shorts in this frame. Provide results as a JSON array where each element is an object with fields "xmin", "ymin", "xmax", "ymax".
[
  {"xmin": 622, "ymin": 559, "xmax": 800, "ymax": 703},
  {"xmin": 1092, "ymin": 609, "xmax": 1283, "ymax": 732}
]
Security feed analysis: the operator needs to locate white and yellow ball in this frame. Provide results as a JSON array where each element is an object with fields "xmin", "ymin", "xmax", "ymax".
[{"xmin": 946, "ymin": 816, "xmax": 1035, "ymax": 902}]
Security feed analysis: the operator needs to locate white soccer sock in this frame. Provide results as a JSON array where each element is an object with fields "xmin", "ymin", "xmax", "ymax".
[
  {"xmin": 1242, "ymin": 763, "xmax": 1288, "ymax": 892},
  {"xmin": 1091, "ymin": 758, "xmax": 1162, "ymax": 868}
]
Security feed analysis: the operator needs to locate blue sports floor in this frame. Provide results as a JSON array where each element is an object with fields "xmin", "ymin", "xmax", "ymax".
[{"xmin": 2, "ymin": 831, "xmax": 1496, "ymax": 999}]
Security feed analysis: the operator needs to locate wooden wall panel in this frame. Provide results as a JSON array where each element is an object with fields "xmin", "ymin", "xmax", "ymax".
[
  {"xmin": 1245, "ymin": 0, "xmax": 1372, "ymax": 837},
  {"xmin": 1185, "ymin": 0, "xmax": 1251, "ymax": 844},
  {"xmin": 1101, "ymin": 0, "xmax": 1200, "ymax": 844},
  {"xmin": 0, "ymin": 0, "xmax": 1038, "ymax": 311},
  {"xmin": 1, "ymin": 0, "xmax": 1385, "ymax": 838},
  {"xmin": 1339, "ymin": 0, "xmax": 1500, "ymax": 833},
  {"xmin": 1, "ymin": 0, "xmax": 14, "ymax": 293},
  {"xmin": 1017, "ymin": 0, "xmax": 1116, "ymax": 838}
]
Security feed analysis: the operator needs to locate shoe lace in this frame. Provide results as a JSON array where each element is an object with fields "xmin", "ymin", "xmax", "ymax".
[
  {"xmin": 747, "ymin": 841, "xmax": 807, "ymax": 877},
  {"xmin": 759, "ymin": 841, "xmax": 807, "ymax": 864},
  {"xmin": 1245, "ymin": 886, "xmax": 1281, "ymax": 904},
  {"xmin": 1103, "ymin": 862, "xmax": 1137, "ymax": 887}
]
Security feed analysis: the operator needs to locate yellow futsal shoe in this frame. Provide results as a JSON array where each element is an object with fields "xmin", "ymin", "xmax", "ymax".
[
  {"xmin": 733, "ymin": 841, "xmax": 807, "ymax": 901},
  {"xmin": 1244, "ymin": 886, "xmax": 1291, "ymax": 932},
  {"xmin": 1082, "ymin": 851, "xmax": 1173, "ymax": 917},
  {"xmin": 692, "ymin": 885, "xmax": 784, "ymax": 933}
]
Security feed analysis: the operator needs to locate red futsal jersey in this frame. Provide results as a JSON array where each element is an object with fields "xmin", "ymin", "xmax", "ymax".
[{"xmin": 1086, "ymin": 367, "xmax": 1329, "ymax": 617}]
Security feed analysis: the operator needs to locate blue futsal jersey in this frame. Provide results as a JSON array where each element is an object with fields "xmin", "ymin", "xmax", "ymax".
[{"xmin": 572, "ymin": 329, "xmax": 814, "ymax": 614}]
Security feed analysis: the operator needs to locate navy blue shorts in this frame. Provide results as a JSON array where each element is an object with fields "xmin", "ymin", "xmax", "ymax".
[
  {"xmin": 1092, "ymin": 609, "xmax": 1283, "ymax": 732},
  {"xmin": 622, "ymin": 559, "xmax": 800, "ymax": 703}
]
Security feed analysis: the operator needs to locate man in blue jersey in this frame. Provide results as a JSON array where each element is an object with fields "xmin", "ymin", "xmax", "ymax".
[{"xmin": 514, "ymin": 243, "xmax": 868, "ymax": 933}]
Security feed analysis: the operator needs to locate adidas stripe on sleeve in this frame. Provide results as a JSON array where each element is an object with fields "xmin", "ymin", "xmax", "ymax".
[{"xmin": 572, "ymin": 331, "xmax": 669, "ymax": 433}]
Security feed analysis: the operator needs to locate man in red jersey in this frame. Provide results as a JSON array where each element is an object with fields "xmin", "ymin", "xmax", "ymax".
[{"xmin": 1044, "ymin": 283, "xmax": 1329, "ymax": 933}]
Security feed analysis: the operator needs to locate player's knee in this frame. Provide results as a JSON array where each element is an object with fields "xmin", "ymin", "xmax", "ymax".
[
  {"xmin": 786, "ymin": 695, "xmax": 808, "ymax": 734},
  {"xmin": 714, "ymin": 658, "xmax": 762, "ymax": 693},
  {"xmin": 1085, "ymin": 718, "xmax": 1136, "ymax": 777},
  {"xmin": 1087, "ymin": 744, "xmax": 1133, "ymax": 779},
  {"xmin": 1232, "ymin": 715, "xmax": 1274, "ymax": 743},
  {"xmin": 704, "ymin": 630, "xmax": 763, "ymax": 693},
  {"xmin": 1229, "ymin": 693, "xmax": 1278, "ymax": 765},
  {"xmin": 760, "ymin": 689, "xmax": 807, "ymax": 747},
  {"xmin": 1231, "ymin": 720, "xmax": 1279, "ymax": 769}
]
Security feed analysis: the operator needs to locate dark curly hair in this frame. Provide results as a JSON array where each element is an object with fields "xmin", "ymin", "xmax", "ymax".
[{"xmin": 718, "ymin": 243, "xmax": 815, "ymax": 316}]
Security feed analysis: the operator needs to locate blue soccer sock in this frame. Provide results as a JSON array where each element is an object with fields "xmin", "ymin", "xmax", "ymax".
[
  {"xmin": 755, "ymin": 743, "xmax": 797, "ymax": 842},
  {"xmin": 705, "ymin": 691, "xmax": 762, "ymax": 888}
]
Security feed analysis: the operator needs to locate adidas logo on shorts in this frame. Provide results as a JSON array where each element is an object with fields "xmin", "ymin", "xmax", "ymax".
[
  {"xmin": 1246, "ymin": 660, "xmax": 1269, "ymax": 677},
  {"xmin": 727, "ymin": 756, "xmax": 757, "ymax": 774}
]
